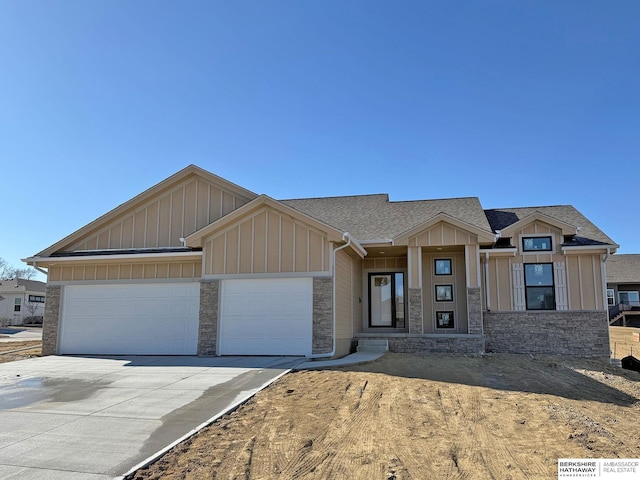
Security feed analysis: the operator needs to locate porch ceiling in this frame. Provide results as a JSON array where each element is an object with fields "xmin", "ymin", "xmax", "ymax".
[{"xmin": 364, "ymin": 246, "xmax": 407, "ymax": 258}]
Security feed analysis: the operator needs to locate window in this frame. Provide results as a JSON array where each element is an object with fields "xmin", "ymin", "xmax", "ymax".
[
  {"xmin": 522, "ymin": 236, "xmax": 552, "ymax": 252},
  {"xmin": 524, "ymin": 263, "xmax": 555, "ymax": 310},
  {"xmin": 14, "ymin": 297, "xmax": 21, "ymax": 312},
  {"xmin": 29, "ymin": 295, "xmax": 45, "ymax": 303},
  {"xmin": 436, "ymin": 311, "xmax": 455, "ymax": 329},
  {"xmin": 607, "ymin": 289, "xmax": 615, "ymax": 306},
  {"xmin": 435, "ymin": 259, "xmax": 452, "ymax": 275},
  {"xmin": 368, "ymin": 273, "xmax": 405, "ymax": 328},
  {"xmin": 435, "ymin": 285, "xmax": 453, "ymax": 302},
  {"xmin": 619, "ymin": 291, "xmax": 640, "ymax": 306}
]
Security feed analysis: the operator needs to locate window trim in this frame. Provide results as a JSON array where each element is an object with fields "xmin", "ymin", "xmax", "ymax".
[
  {"xmin": 14, "ymin": 297, "xmax": 21, "ymax": 312},
  {"xmin": 522, "ymin": 235, "xmax": 553, "ymax": 253},
  {"xmin": 434, "ymin": 259, "xmax": 452, "ymax": 276},
  {"xmin": 524, "ymin": 263, "xmax": 555, "ymax": 310},
  {"xmin": 606, "ymin": 289, "xmax": 615, "ymax": 306},
  {"xmin": 435, "ymin": 285, "xmax": 453, "ymax": 302},
  {"xmin": 435, "ymin": 311, "xmax": 455, "ymax": 329}
]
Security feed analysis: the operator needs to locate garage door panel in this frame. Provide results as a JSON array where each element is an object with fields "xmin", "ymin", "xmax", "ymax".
[
  {"xmin": 60, "ymin": 283, "xmax": 200, "ymax": 355},
  {"xmin": 219, "ymin": 278, "xmax": 313, "ymax": 356}
]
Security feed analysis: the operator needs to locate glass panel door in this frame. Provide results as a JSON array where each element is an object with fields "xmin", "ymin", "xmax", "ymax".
[
  {"xmin": 368, "ymin": 272, "xmax": 405, "ymax": 328},
  {"xmin": 370, "ymin": 274, "xmax": 393, "ymax": 326}
]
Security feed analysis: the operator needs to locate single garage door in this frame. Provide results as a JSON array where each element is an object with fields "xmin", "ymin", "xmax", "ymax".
[
  {"xmin": 219, "ymin": 278, "xmax": 313, "ymax": 356},
  {"xmin": 59, "ymin": 283, "xmax": 200, "ymax": 355}
]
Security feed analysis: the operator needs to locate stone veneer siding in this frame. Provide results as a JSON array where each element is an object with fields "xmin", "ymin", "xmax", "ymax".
[
  {"xmin": 484, "ymin": 311, "xmax": 610, "ymax": 357},
  {"xmin": 42, "ymin": 285, "xmax": 61, "ymax": 356},
  {"xmin": 467, "ymin": 287, "xmax": 483, "ymax": 335},
  {"xmin": 313, "ymin": 277, "xmax": 333, "ymax": 354},
  {"xmin": 408, "ymin": 288, "xmax": 423, "ymax": 334},
  {"xmin": 356, "ymin": 334, "xmax": 485, "ymax": 354},
  {"xmin": 197, "ymin": 280, "xmax": 219, "ymax": 356}
]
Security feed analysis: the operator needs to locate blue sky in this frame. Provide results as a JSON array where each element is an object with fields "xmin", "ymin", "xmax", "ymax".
[{"xmin": 1, "ymin": 1, "xmax": 638, "ymax": 281}]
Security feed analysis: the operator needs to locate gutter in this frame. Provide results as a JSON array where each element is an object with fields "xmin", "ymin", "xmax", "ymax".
[{"xmin": 307, "ymin": 232, "xmax": 362, "ymax": 359}]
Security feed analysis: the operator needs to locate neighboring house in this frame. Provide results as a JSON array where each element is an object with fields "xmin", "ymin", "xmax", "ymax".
[
  {"xmin": 606, "ymin": 254, "xmax": 640, "ymax": 327},
  {"xmin": 24, "ymin": 165, "xmax": 617, "ymax": 358},
  {"xmin": 0, "ymin": 278, "xmax": 46, "ymax": 326}
]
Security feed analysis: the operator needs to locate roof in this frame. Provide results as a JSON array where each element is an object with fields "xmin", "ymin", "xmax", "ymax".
[
  {"xmin": 606, "ymin": 254, "xmax": 640, "ymax": 284},
  {"xmin": 281, "ymin": 195, "xmax": 493, "ymax": 241},
  {"xmin": 484, "ymin": 205, "xmax": 616, "ymax": 246},
  {"xmin": 0, "ymin": 278, "xmax": 46, "ymax": 293}
]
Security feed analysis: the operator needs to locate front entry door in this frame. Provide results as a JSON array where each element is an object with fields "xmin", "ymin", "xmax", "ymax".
[{"xmin": 369, "ymin": 273, "xmax": 405, "ymax": 328}]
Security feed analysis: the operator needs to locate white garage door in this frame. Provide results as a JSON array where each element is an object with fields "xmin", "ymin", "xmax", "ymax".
[
  {"xmin": 59, "ymin": 283, "xmax": 200, "ymax": 355},
  {"xmin": 219, "ymin": 278, "xmax": 313, "ymax": 356}
]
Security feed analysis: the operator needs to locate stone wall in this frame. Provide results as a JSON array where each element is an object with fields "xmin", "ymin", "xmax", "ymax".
[
  {"xmin": 467, "ymin": 287, "xmax": 483, "ymax": 335},
  {"xmin": 484, "ymin": 310, "xmax": 610, "ymax": 357},
  {"xmin": 42, "ymin": 285, "xmax": 61, "ymax": 356},
  {"xmin": 408, "ymin": 288, "xmax": 423, "ymax": 334},
  {"xmin": 356, "ymin": 334, "xmax": 485, "ymax": 354},
  {"xmin": 197, "ymin": 280, "xmax": 219, "ymax": 356},
  {"xmin": 313, "ymin": 277, "xmax": 333, "ymax": 354}
]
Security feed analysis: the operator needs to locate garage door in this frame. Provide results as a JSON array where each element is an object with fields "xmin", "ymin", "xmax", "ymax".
[
  {"xmin": 219, "ymin": 278, "xmax": 313, "ymax": 356},
  {"xmin": 59, "ymin": 283, "xmax": 200, "ymax": 355}
]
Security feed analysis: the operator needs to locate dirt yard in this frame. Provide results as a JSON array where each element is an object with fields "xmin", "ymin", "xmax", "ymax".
[
  {"xmin": 131, "ymin": 350, "xmax": 640, "ymax": 480},
  {"xmin": 0, "ymin": 341, "xmax": 42, "ymax": 364},
  {"xmin": 610, "ymin": 326, "xmax": 640, "ymax": 359}
]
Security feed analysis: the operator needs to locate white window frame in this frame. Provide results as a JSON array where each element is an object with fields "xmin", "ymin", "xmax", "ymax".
[{"xmin": 606, "ymin": 289, "xmax": 615, "ymax": 306}]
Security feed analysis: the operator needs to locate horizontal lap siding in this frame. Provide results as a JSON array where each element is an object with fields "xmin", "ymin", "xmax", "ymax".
[
  {"xmin": 335, "ymin": 250, "xmax": 359, "ymax": 356},
  {"xmin": 66, "ymin": 176, "xmax": 252, "ymax": 251},
  {"xmin": 203, "ymin": 206, "xmax": 330, "ymax": 275}
]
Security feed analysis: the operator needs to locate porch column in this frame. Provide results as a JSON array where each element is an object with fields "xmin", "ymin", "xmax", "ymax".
[
  {"xmin": 465, "ymin": 244, "xmax": 483, "ymax": 335},
  {"xmin": 407, "ymin": 246, "xmax": 423, "ymax": 334}
]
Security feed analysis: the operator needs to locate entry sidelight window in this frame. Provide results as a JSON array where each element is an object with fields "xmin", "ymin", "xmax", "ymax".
[
  {"xmin": 369, "ymin": 273, "xmax": 405, "ymax": 328},
  {"xmin": 524, "ymin": 263, "xmax": 555, "ymax": 310}
]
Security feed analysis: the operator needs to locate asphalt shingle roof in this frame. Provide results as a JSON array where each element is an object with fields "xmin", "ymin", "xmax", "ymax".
[
  {"xmin": 281, "ymin": 195, "xmax": 492, "ymax": 241},
  {"xmin": 606, "ymin": 254, "xmax": 640, "ymax": 284},
  {"xmin": 484, "ymin": 205, "xmax": 616, "ymax": 246}
]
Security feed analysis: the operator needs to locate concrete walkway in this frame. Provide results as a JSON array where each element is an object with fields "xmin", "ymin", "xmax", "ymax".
[
  {"xmin": 295, "ymin": 351, "xmax": 385, "ymax": 370},
  {"xmin": 0, "ymin": 355, "xmax": 300, "ymax": 479}
]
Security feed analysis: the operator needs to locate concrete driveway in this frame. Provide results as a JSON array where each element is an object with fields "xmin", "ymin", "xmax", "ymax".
[{"xmin": 0, "ymin": 355, "xmax": 301, "ymax": 479}]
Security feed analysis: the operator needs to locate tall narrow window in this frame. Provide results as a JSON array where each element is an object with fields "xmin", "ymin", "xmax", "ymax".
[
  {"xmin": 606, "ymin": 289, "xmax": 615, "ymax": 306},
  {"xmin": 369, "ymin": 273, "xmax": 405, "ymax": 328},
  {"xmin": 524, "ymin": 263, "xmax": 555, "ymax": 310},
  {"xmin": 14, "ymin": 298, "xmax": 21, "ymax": 312}
]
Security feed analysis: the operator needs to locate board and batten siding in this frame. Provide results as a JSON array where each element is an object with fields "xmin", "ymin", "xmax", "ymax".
[
  {"xmin": 485, "ymin": 220, "xmax": 605, "ymax": 312},
  {"xmin": 48, "ymin": 261, "xmax": 202, "ymax": 282},
  {"xmin": 66, "ymin": 176, "xmax": 252, "ymax": 251},
  {"xmin": 202, "ymin": 206, "xmax": 331, "ymax": 275},
  {"xmin": 335, "ymin": 249, "xmax": 363, "ymax": 356},
  {"xmin": 422, "ymin": 251, "xmax": 468, "ymax": 334}
]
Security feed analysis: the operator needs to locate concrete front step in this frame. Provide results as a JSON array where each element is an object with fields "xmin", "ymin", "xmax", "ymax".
[{"xmin": 357, "ymin": 338, "xmax": 389, "ymax": 353}]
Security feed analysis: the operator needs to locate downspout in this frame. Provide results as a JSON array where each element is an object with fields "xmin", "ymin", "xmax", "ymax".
[
  {"xmin": 307, "ymin": 232, "xmax": 353, "ymax": 359},
  {"xmin": 601, "ymin": 247, "xmax": 611, "ymax": 314},
  {"xmin": 31, "ymin": 261, "xmax": 48, "ymax": 277}
]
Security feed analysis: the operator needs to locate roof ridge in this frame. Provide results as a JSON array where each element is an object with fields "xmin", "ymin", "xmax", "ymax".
[
  {"xmin": 485, "ymin": 204, "xmax": 573, "ymax": 211},
  {"xmin": 280, "ymin": 193, "xmax": 389, "ymax": 201}
]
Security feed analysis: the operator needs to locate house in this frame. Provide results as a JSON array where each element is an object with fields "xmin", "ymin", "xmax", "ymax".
[
  {"xmin": 24, "ymin": 165, "xmax": 617, "ymax": 357},
  {"xmin": 0, "ymin": 278, "xmax": 46, "ymax": 326},
  {"xmin": 606, "ymin": 254, "xmax": 640, "ymax": 327}
]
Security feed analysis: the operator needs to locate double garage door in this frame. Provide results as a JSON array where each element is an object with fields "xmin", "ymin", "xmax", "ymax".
[{"xmin": 59, "ymin": 278, "xmax": 313, "ymax": 356}]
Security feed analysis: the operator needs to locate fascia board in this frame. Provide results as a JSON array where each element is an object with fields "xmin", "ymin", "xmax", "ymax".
[{"xmin": 24, "ymin": 251, "xmax": 202, "ymax": 266}]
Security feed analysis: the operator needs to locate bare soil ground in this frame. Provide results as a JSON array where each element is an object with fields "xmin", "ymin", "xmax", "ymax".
[
  {"xmin": 0, "ymin": 341, "xmax": 42, "ymax": 363},
  {"xmin": 132, "ymin": 349, "xmax": 640, "ymax": 480},
  {"xmin": 610, "ymin": 326, "xmax": 640, "ymax": 359}
]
